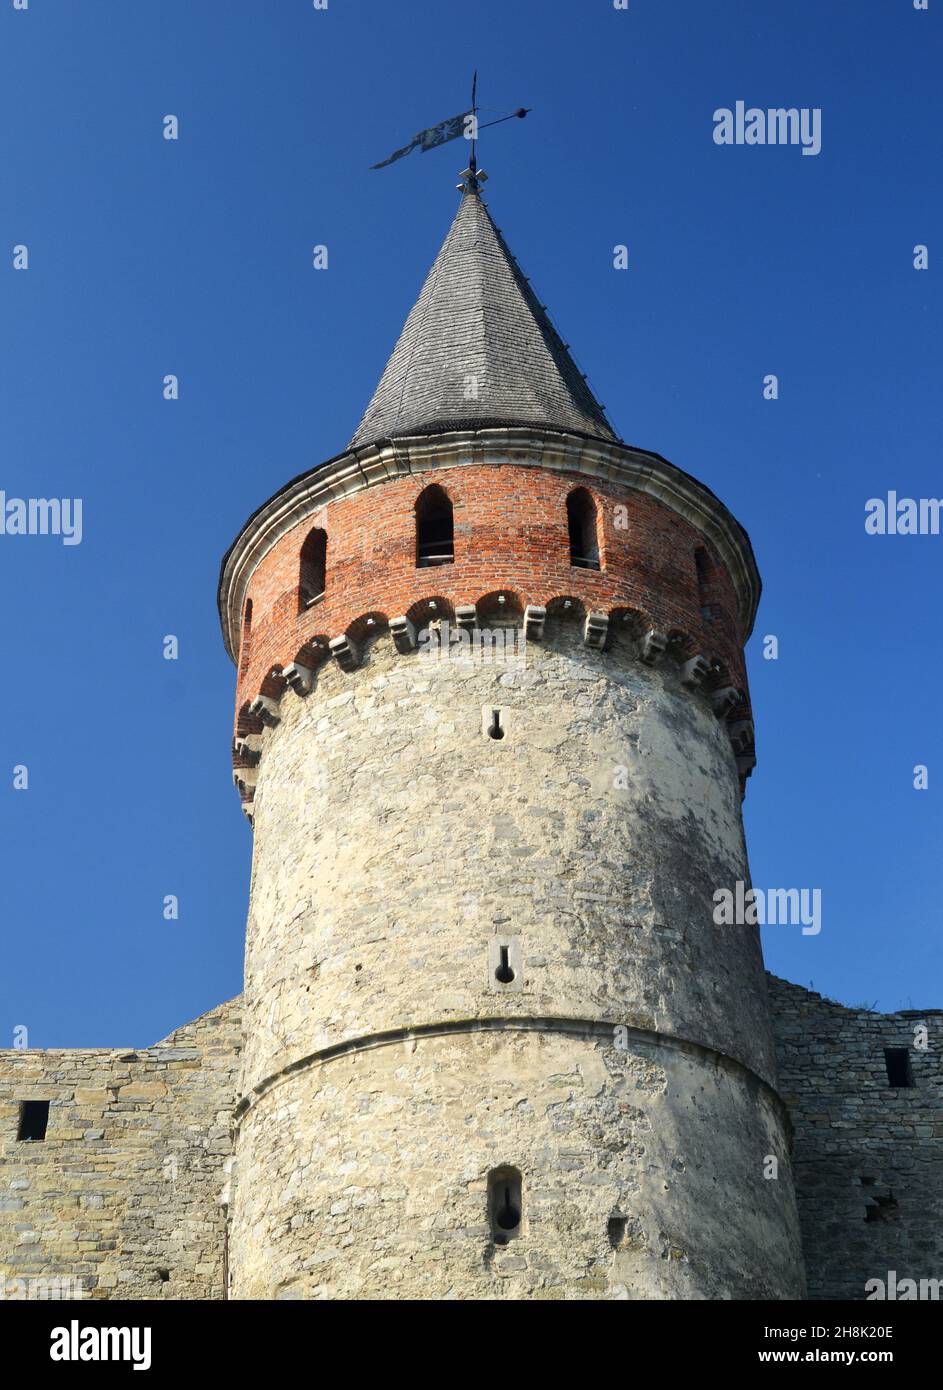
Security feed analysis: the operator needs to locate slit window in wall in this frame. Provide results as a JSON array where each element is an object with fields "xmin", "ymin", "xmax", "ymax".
[
  {"xmin": 299, "ymin": 528, "xmax": 327, "ymax": 609},
  {"xmin": 415, "ymin": 485, "xmax": 454, "ymax": 567},
  {"xmin": 488, "ymin": 1166, "xmax": 522, "ymax": 1244},
  {"xmin": 567, "ymin": 487, "xmax": 600, "ymax": 570},
  {"xmin": 884, "ymin": 1048, "xmax": 914, "ymax": 1088},
  {"xmin": 17, "ymin": 1100, "xmax": 49, "ymax": 1142}
]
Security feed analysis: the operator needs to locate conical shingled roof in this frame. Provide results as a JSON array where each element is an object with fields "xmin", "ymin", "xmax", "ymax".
[{"xmin": 349, "ymin": 190, "xmax": 619, "ymax": 449}]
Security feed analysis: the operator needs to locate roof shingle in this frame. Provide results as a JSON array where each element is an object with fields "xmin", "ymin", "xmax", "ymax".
[{"xmin": 349, "ymin": 191, "xmax": 619, "ymax": 449}]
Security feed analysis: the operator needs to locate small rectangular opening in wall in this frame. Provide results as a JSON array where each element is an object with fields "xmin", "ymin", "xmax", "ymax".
[
  {"xmin": 884, "ymin": 1048, "xmax": 914, "ymax": 1088},
  {"xmin": 607, "ymin": 1215, "xmax": 628, "ymax": 1249},
  {"xmin": 865, "ymin": 1191, "xmax": 898, "ymax": 1223},
  {"xmin": 17, "ymin": 1100, "xmax": 49, "ymax": 1141},
  {"xmin": 488, "ymin": 1166, "xmax": 522, "ymax": 1244}
]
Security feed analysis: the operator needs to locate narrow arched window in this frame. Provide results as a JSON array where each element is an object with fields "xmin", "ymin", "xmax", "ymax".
[
  {"xmin": 415, "ymin": 486, "xmax": 454, "ymax": 568},
  {"xmin": 299, "ymin": 528, "xmax": 327, "ymax": 609},
  {"xmin": 239, "ymin": 598, "xmax": 253, "ymax": 672},
  {"xmin": 567, "ymin": 488, "xmax": 600, "ymax": 570},
  {"xmin": 695, "ymin": 546, "xmax": 713, "ymax": 620}
]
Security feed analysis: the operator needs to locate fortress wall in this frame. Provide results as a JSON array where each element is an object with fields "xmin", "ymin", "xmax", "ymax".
[
  {"xmin": 768, "ymin": 976, "xmax": 943, "ymax": 1300},
  {"xmin": 0, "ymin": 998, "xmax": 241, "ymax": 1301}
]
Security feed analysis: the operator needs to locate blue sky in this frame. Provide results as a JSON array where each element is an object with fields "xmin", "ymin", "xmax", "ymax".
[{"xmin": 1, "ymin": 0, "xmax": 939, "ymax": 1046}]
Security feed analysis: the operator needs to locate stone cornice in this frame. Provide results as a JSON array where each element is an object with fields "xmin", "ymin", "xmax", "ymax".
[{"xmin": 217, "ymin": 427, "xmax": 762, "ymax": 664}]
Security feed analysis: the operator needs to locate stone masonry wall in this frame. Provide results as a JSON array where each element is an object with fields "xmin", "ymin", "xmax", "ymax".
[
  {"xmin": 0, "ymin": 998, "xmax": 241, "ymax": 1301},
  {"xmin": 768, "ymin": 976, "xmax": 943, "ymax": 1300},
  {"xmin": 230, "ymin": 615, "xmax": 804, "ymax": 1298},
  {"xmin": 232, "ymin": 1028, "xmax": 804, "ymax": 1301}
]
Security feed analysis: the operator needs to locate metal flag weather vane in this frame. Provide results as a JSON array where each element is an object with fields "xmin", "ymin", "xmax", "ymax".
[{"xmin": 369, "ymin": 72, "xmax": 530, "ymax": 180}]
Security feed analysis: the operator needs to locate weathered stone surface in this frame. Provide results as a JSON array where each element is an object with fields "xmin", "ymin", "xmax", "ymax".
[
  {"xmin": 768, "ymin": 977, "xmax": 943, "ymax": 1301},
  {"xmin": 0, "ymin": 1000, "xmax": 241, "ymax": 1301},
  {"xmin": 231, "ymin": 1029, "xmax": 801, "ymax": 1300},
  {"xmin": 228, "ymin": 619, "xmax": 805, "ymax": 1299}
]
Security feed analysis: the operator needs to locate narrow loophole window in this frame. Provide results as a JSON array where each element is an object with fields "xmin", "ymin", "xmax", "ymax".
[
  {"xmin": 884, "ymin": 1048, "xmax": 914, "ymax": 1088},
  {"xmin": 567, "ymin": 488, "xmax": 600, "ymax": 570},
  {"xmin": 494, "ymin": 945, "xmax": 515, "ymax": 985},
  {"xmin": 488, "ymin": 1167, "xmax": 522, "ymax": 1244},
  {"xmin": 416, "ymin": 485, "xmax": 454, "ymax": 567},
  {"xmin": 17, "ymin": 1100, "xmax": 49, "ymax": 1142},
  {"xmin": 487, "ymin": 708, "xmax": 505, "ymax": 740}
]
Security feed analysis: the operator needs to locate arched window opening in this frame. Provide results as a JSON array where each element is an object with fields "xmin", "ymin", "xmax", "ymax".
[
  {"xmin": 695, "ymin": 547, "xmax": 713, "ymax": 620},
  {"xmin": 239, "ymin": 598, "xmax": 253, "ymax": 672},
  {"xmin": 415, "ymin": 486, "xmax": 454, "ymax": 568},
  {"xmin": 567, "ymin": 488, "xmax": 600, "ymax": 570},
  {"xmin": 488, "ymin": 1166, "xmax": 522, "ymax": 1245},
  {"xmin": 299, "ymin": 528, "xmax": 327, "ymax": 609}
]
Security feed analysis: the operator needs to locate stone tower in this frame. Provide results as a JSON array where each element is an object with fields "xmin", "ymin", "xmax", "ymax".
[{"xmin": 217, "ymin": 181, "xmax": 806, "ymax": 1300}]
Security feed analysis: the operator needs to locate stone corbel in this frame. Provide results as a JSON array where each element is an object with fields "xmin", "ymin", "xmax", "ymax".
[
  {"xmin": 583, "ymin": 611, "xmax": 609, "ymax": 649},
  {"xmin": 523, "ymin": 604, "xmax": 546, "ymax": 640},
  {"xmin": 680, "ymin": 655, "xmax": 711, "ymax": 690},
  {"xmin": 390, "ymin": 616, "xmax": 417, "ymax": 653},
  {"xmin": 728, "ymin": 720, "xmax": 755, "ymax": 755},
  {"xmin": 709, "ymin": 686, "xmax": 741, "ymax": 718},
  {"xmin": 232, "ymin": 737, "xmax": 261, "ymax": 766},
  {"xmin": 639, "ymin": 629, "xmax": 667, "ymax": 665},
  {"xmin": 248, "ymin": 695, "xmax": 280, "ymax": 728},
  {"xmin": 232, "ymin": 768, "xmax": 257, "ymax": 798},
  {"xmin": 283, "ymin": 663, "xmax": 314, "ymax": 696},
  {"xmin": 329, "ymin": 634, "xmax": 360, "ymax": 671}
]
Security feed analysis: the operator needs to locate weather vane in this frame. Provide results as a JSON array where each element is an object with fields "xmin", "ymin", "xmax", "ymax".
[{"xmin": 369, "ymin": 71, "xmax": 530, "ymax": 187}]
